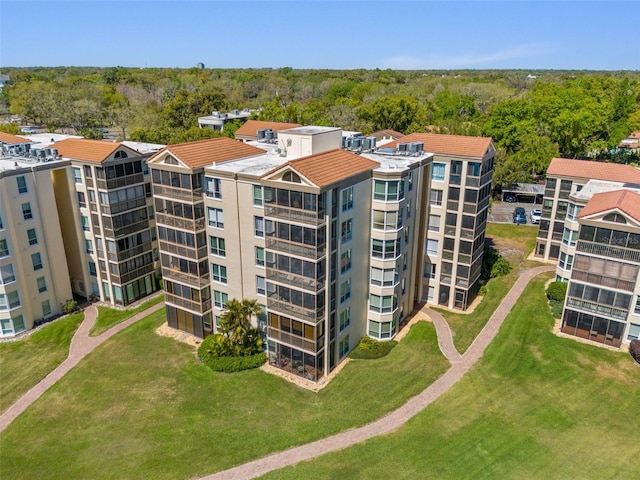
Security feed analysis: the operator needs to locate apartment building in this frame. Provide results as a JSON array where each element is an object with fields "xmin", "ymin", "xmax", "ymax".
[
  {"xmin": 150, "ymin": 125, "xmax": 494, "ymax": 381},
  {"xmin": 1, "ymin": 139, "xmax": 73, "ymax": 336},
  {"xmin": 51, "ymin": 138, "xmax": 160, "ymax": 306},
  {"xmin": 383, "ymin": 133, "xmax": 495, "ymax": 311},
  {"xmin": 535, "ymin": 158, "xmax": 640, "ymax": 348},
  {"xmin": 234, "ymin": 120, "xmax": 301, "ymax": 143}
]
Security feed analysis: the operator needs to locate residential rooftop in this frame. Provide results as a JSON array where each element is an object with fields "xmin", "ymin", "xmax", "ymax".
[
  {"xmin": 579, "ymin": 189, "xmax": 640, "ymax": 223},
  {"xmin": 234, "ymin": 120, "xmax": 301, "ymax": 137},
  {"xmin": 547, "ymin": 157, "xmax": 640, "ymax": 184},
  {"xmin": 385, "ymin": 132, "xmax": 493, "ymax": 158}
]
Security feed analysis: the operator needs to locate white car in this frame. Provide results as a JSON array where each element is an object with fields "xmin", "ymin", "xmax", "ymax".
[
  {"xmin": 530, "ymin": 209, "xmax": 542, "ymax": 224},
  {"xmin": 20, "ymin": 127, "xmax": 37, "ymax": 134}
]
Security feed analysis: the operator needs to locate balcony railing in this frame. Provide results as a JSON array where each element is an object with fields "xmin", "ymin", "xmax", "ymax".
[
  {"xmin": 110, "ymin": 263, "xmax": 156, "ymax": 285},
  {"xmin": 101, "ymin": 197, "xmax": 147, "ymax": 215},
  {"xmin": 267, "ymin": 297, "xmax": 324, "ymax": 323},
  {"xmin": 264, "ymin": 205, "xmax": 325, "ymax": 226},
  {"xmin": 265, "ymin": 238, "xmax": 325, "ymax": 260},
  {"xmin": 576, "ymin": 241, "xmax": 640, "ymax": 264},
  {"xmin": 161, "ymin": 267, "xmax": 209, "ymax": 288},
  {"xmin": 566, "ymin": 297, "xmax": 628, "ymax": 320},
  {"xmin": 155, "ymin": 213, "xmax": 205, "ymax": 231},
  {"xmin": 107, "ymin": 242, "xmax": 153, "ymax": 263},
  {"xmin": 267, "ymin": 327, "xmax": 317, "ymax": 353},
  {"xmin": 266, "ymin": 269, "xmax": 325, "ymax": 292},
  {"xmin": 571, "ymin": 270, "xmax": 637, "ymax": 292},
  {"xmin": 152, "ymin": 184, "xmax": 203, "ymax": 203},
  {"xmin": 164, "ymin": 293, "xmax": 212, "ymax": 314},
  {"xmin": 159, "ymin": 241, "xmax": 207, "ymax": 261},
  {"xmin": 96, "ymin": 173, "xmax": 145, "ymax": 190}
]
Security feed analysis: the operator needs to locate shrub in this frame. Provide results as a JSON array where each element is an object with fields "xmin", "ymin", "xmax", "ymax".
[
  {"xmin": 491, "ymin": 257, "xmax": 512, "ymax": 277},
  {"xmin": 630, "ymin": 340, "xmax": 640, "ymax": 364},
  {"xmin": 61, "ymin": 299, "xmax": 79, "ymax": 314},
  {"xmin": 349, "ymin": 336, "xmax": 397, "ymax": 360},
  {"xmin": 546, "ymin": 281, "xmax": 568, "ymax": 302},
  {"xmin": 199, "ymin": 352, "xmax": 267, "ymax": 373},
  {"xmin": 481, "ymin": 246, "xmax": 511, "ymax": 280},
  {"xmin": 549, "ymin": 299, "xmax": 564, "ymax": 319}
]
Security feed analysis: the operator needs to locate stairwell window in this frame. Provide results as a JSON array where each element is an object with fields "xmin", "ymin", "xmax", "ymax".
[
  {"xmin": 17, "ymin": 176, "xmax": 28, "ymax": 194},
  {"xmin": 27, "ymin": 228, "xmax": 38, "ymax": 246},
  {"xmin": 22, "ymin": 202, "xmax": 33, "ymax": 221},
  {"xmin": 31, "ymin": 252, "xmax": 43, "ymax": 271},
  {"xmin": 37, "ymin": 276, "xmax": 47, "ymax": 293},
  {"xmin": 254, "ymin": 216, "xmax": 264, "ymax": 237},
  {"xmin": 0, "ymin": 239, "xmax": 9, "ymax": 257}
]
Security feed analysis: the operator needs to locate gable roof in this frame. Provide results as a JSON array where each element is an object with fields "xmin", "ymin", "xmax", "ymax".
[
  {"xmin": 384, "ymin": 133, "xmax": 493, "ymax": 158},
  {"xmin": 266, "ymin": 149, "xmax": 379, "ymax": 188},
  {"xmin": 579, "ymin": 190, "xmax": 640, "ymax": 223},
  {"xmin": 149, "ymin": 137, "xmax": 264, "ymax": 169},
  {"xmin": 0, "ymin": 132, "xmax": 30, "ymax": 145},
  {"xmin": 547, "ymin": 158, "xmax": 640, "ymax": 184},
  {"xmin": 235, "ymin": 120, "xmax": 302, "ymax": 138},
  {"xmin": 369, "ymin": 129, "xmax": 404, "ymax": 141},
  {"xmin": 52, "ymin": 138, "xmax": 138, "ymax": 163}
]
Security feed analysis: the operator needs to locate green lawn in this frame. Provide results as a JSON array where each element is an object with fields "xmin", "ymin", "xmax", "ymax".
[
  {"xmin": 0, "ymin": 313, "xmax": 448, "ymax": 480},
  {"xmin": 260, "ymin": 274, "xmax": 640, "ymax": 480},
  {"xmin": 0, "ymin": 312, "xmax": 84, "ymax": 413},
  {"xmin": 89, "ymin": 293, "xmax": 164, "ymax": 336},
  {"xmin": 438, "ymin": 223, "xmax": 541, "ymax": 353}
]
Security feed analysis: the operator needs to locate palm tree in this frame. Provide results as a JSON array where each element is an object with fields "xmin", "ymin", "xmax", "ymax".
[{"xmin": 219, "ymin": 298, "xmax": 263, "ymax": 355}]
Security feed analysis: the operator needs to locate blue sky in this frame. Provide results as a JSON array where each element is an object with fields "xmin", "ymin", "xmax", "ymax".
[{"xmin": 1, "ymin": 1, "xmax": 638, "ymax": 70}]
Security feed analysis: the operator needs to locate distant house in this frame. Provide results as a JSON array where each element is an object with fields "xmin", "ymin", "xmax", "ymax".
[
  {"xmin": 368, "ymin": 129, "xmax": 404, "ymax": 147},
  {"xmin": 618, "ymin": 131, "xmax": 640, "ymax": 154},
  {"xmin": 0, "ymin": 74, "xmax": 10, "ymax": 89},
  {"xmin": 198, "ymin": 109, "xmax": 252, "ymax": 131}
]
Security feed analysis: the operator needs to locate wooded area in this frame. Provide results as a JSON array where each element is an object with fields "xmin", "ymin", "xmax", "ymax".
[{"xmin": 1, "ymin": 67, "xmax": 639, "ymax": 185}]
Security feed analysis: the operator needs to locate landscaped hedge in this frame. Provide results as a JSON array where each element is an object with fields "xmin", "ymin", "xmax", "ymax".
[
  {"xmin": 198, "ymin": 351, "xmax": 267, "ymax": 373},
  {"xmin": 349, "ymin": 336, "xmax": 397, "ymax": 360},
  {"xmin": 546, "ymin": 281, "xmax": 568, "ymax": 302}
]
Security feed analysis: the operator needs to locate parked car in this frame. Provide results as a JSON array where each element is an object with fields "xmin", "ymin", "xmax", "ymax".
[
  {"xmin": 504, "ymin": 194, "xmax": 517, "ymax": 202},
  {"xmin": 20, "ymin": 127, "xmax": 37, "ymax": 134},
  {"xmin": 530, "ymin": 209, "xmax": 542, "ymax": 224},
  {"xmin": 513, "ymin": 207, "xmax": 527, "ymax": 224}
]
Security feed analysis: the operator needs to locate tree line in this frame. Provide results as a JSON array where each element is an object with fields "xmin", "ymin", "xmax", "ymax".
[{"xmin": 1, "ymin": 67, "xmax": 639, "ymax": 185}]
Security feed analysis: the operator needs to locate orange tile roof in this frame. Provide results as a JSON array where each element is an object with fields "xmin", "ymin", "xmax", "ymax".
[
  {"xmin": 369, "ymin": 129, "xmax": 404, "ymax": 141},
  {"xmin": 234, "ymin": 120, "xmax": 301, "ymax": 137},
  {"xmin": 547, "ymin": 158, "xmax": 640, "ymax": 184},
  {"xmin": 0, "ymin": 132, "xmax": 31, "ymax": 145},
  {"xmin": 384, "ymin": 133, "xmax": 493, "ymax": 158},
  {"xmin": 150, "ymin": 137, "xmax": 264, "ymax": 169},
  {"xmin": 53, "ymin": 138, "xmax": 131, "ymax": 163},
  {"xmin": 579, "ymin": 190, "xmax": 640, "ymax": 222},
  {"xmin": 267, "ymin": 149, "xmax": 379, "ymax": 188}
]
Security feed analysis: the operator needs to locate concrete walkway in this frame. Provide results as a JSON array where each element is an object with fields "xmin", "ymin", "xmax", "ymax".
[
  {"xmin": 200, "ymin": 265, "xmax": 554, "ymax": 480},
  {"xmin": 0, "ymin": 301, "xmax": 165, "ymax": 433}
]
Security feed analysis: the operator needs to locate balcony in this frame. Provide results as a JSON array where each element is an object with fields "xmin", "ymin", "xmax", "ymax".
[
  {"xmin": 265, "ymin": 238, "xmax": 325, "ymax": 260},
  {"xmin": 267, "ymin": 297, "xmax": 324, "ymax": 323},
  {"xmin": 156, "ymin": 213, "xmax": 205, "ymax": 231},
  {"xmin": 267, "ymin": 327, "xmax": 318, "ymax": 353},
  {"xmin": 107, "ymin": 242, "xmax": 153, "ymax": 263},
  {"xmin": 110, "ymin": 263, "xmax": 156, "ymax": 285},
  {"xmin": 566, "ymin": 297, "xmax": 628, "ymax": 321},
  {"xmin": 161, "ymin": 267, "xmax": 209, "ymax": 288},
  {"xmin": 96, "ymin": 173, "xmax": 145, "ymax": 190},
  {"xmin": 264, "ymin": 205, "xmax": 325, "ymax": 226},
  {"xmin": 152, "ymin": 184, "xmax": 203, "ymax": 203},
  {"xmin": 571, "ymin": 270, "xmax": 636, "ymax": 292},
  {"xmin": 165, "ymin": 293, "xmax": 212, "ymax": 314},
  {"xmin": 101, "ymin": 197, "xmax": 147, "ymax": 215},
  {"xmin": 159, "ymin": 241, "xmax": 207, "ymax": 261},
  {"xmin": 576, "ymin": 241, "xmax": 640, "ymax": 263},
  {"xmin": 266, "ymin": 269, "xmax": 325, "ymax": 292}
]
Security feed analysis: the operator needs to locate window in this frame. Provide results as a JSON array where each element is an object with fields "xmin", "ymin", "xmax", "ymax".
[
  {"xmin": 85, "ymin": 239, "xmax": 94, "ymax": 254},
  {"xmin": 254, "ymin": 216, "xmax": 264, "ymax": 237},
  {"xmin": 0, "ymin": 239, "xmax": 8, "ymax": 257},
  {"xmin": 432, "ymin": 163, "xmax": 445, "ymax": 181},
  {"xmin": 205, "ymin": 177, "xmax": 222, "ymax": 199},
  {"xmin": 209, "ymin": 236, "xmax": 226, "ymax": 257},
  {"xmin": 255, "ymin": 247, "xmax": 265, "ymax": 267},
  {"xmin": 31, "ymin": 252, "xmax": 43, "ymax": 271},
  {"xmin": 428, "ymin": 214, "xmax": 440, "ymax": 232},
  {"xmin": 72, "ymin": 167, "xmax": 82, "ymax": 184},
  {"xmin": 0, "ymin": 291, "xmax": 21, "ymax": 310},
  {"xmin": 407, "ymin": 171, "xmax": 414, "ymax": 191},
  {"xmin": 341, "ymin": 219, "xmax": 352, "ymax": 244},
  {"xmin": 211, "ymin": 264, "xmax": 227, "ymax": 284},
  {"xmin": 17, "ymin": 176, "xmax": 28, "ymax": 194},
  {"xmin": 558, "ymin": 253, "xmax": 573, "ymax": 271},
  {"xmin": 340, "ymin": 278, "xmax": 351, "ymax": 303},
  {"xmin": 562, "ymin": 228, "xmax": 578, "ymax": 247},
  {"xmin": 37, "ymin": 276, "xmax": 47, "ymax": 293},
  {"xmin": 79, "ymin": 216, "xmax": 90, "ymax": 232},
  {"xmin": 340, "ymin": 249, "xmax": 352, "ymax": 273},
  {"xmin": 372, "ymin": 210, "xmax": 402, "ymax": 231},
  {"xmin": 371, "ymin": 238, "xmax": 402, "ymax": 259},
  {"xmin": 371, "ymin": 266, "xmax": 398, "ymax": 286},
  {"xmin": 27, "ymin": 228, "xmax": 38, "ymax": 246},
  {"xmin": 628, "ymin": 323, "xmax": 640, "ymax": 341},
  {"xmin": 341, "ymin": 186, "xmax": 354, "ymax": 212},
  {"xmin": 213, "ymin": 290, "xmax": 228, "ymax": 309},
  {"xmin": 77, "ymin": 192, "xmax": 86, "ymax": 208},
  {"xmin": 0, "ymin": 264, "xmax": 15, "ymax": 285},
  {"xmin": 373, "ymin": 180, "xmax": 404, "ymax": 202},
  {"xmin": 369, "ymin": 294, "xmax": 397, "ymax": 313},
  {"xmin": 42, "ymin": 300, "xmax": 52, "ymax": 317},
  {"xmin": 253, "ymin": 184, "xmax": 263, "ymax": 206},
  {"xmin": 426, "ymin": 239, "xmax": 439, "ymax": 257},
  {"xmin": 635, "ymin": 296, "xmax": 640, "ymax": 315},
  {"xmin": 406, "ymin": 199, "xmax": 411, "ymax": 218},
  {"xmin": 0, "ymin": 215, "xmax": 3, "ymax": 229},
  {"xmin": 339, "ymin": 335, "xmax": 350, "ymax": 359},
  {"xmin": 208, "ymin": 208, "xmax": 224, "ymax": 228},
  {"xmin": 340, "ymin": 307, "xmax": 351, "ymax": 331},
  {"xmin": 430, "ymin": 189, "xmax": 443, "ymax": 207},
  {"xmin": 256, "ymin": 276, "xmax": 266, "ymax": 296},
  {"xmin": 22, "ymin": 202, "xmax": 33, "ymax": 220},
  {"xmin": 426, "ymin": 263, "xmax": 436, "ymax": 279},
  {"xmin": 88, "ymin": 261, "xmax": 97, "ymax": 276}
]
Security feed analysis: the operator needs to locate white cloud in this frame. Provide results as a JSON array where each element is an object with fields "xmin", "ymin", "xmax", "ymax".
[{"xmin": 379, "ymin": 43, "xmax": 557, "ymax": 69}]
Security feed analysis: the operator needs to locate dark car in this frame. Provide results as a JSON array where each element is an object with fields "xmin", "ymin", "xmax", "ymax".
[{"xmin": 513, "ymin": 207, "xmax": 527, "ymax": 224}]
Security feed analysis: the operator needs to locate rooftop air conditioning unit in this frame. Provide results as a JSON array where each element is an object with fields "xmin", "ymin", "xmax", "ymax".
[{"xmin": 257, "ymin": 129, "xmax": 267, "ymax": 141}]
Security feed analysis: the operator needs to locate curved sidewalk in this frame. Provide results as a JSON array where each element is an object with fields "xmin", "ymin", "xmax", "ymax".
[
  {"xmin": 200, "ymin": 266, "xmax": 554, "ymax": 480},
  {"xmin": 0, "ymin": 301, "xmax": 165, "ymax": 433}
]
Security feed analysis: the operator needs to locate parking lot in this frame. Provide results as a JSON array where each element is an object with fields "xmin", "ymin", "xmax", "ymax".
[{"xmin": 488, "ymin": 200, "xmax": 542, "ymax": 225}]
